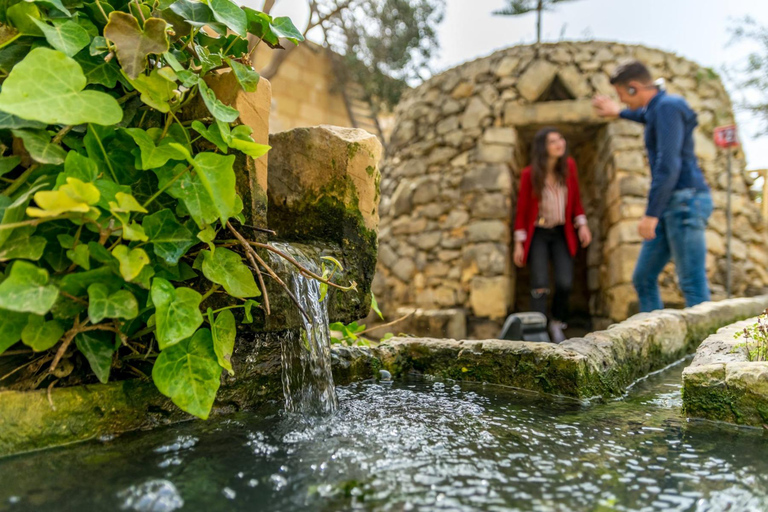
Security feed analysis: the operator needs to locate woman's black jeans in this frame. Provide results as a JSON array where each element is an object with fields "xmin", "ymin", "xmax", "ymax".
[{"xmin": 528, "ymin": 226, "xmax": 573, "ymax": 323}]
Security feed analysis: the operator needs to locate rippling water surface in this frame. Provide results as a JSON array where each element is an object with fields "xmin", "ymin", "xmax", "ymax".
[{"xmin": 2, "ymin": 360, "xmax": 768, "ymax": 512}]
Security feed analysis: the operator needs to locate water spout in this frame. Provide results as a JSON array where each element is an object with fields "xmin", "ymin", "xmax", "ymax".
[{"xmin": 270, "ymin": 243, "xmax": 338, "ymax": 417}]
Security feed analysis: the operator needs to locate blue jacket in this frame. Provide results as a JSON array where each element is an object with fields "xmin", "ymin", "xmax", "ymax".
[{"xmin": 620, "ymin": 90, "xmax": 710, "ymax": 217}]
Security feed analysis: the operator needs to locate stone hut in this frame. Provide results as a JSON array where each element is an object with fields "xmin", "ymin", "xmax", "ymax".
[{"xmin": 374, "ymin": 41, "xmax": 768, "ymax": 339}]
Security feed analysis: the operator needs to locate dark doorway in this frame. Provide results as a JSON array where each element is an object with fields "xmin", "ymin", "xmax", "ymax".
[{"xmin": 511, "ymin": 124, "xmax": 607, "ymax": 338}]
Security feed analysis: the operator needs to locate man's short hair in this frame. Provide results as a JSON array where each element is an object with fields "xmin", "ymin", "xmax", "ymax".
[{"xmin": 610, "ymin": 60, "xmax": 653, "ymax": 86}]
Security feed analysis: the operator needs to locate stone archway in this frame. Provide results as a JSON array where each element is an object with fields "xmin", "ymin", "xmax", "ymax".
[{"xmin": 375, "ymin": 42, "xmax": 768, "ymax": 339}]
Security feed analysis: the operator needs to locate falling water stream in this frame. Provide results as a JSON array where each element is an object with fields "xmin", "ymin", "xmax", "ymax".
[{"xmin": 270, "ymin": 242, "xmax": 338, "ymax": 418}]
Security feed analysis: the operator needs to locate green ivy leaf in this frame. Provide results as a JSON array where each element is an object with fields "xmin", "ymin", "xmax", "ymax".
[
  {"xmin": 87, "ymin": 283, "xmax": 139, "ymax": 323},
  {"xmin": 0, "ymin": 310, "xmax": 30, "ymax": 354},
  {"xmin": 151, "ymin": 277, "xmax": 203, "ymax": 349},
  {"xmin": 208, "ymin": 0, "xmax": 247, "ymax": 36},
  {"xmin": 154, "ymin": 163, "xmax": 218, "ymax": 228},
  {"xmin": 211, "ymin": 308, "xmax": 235, "ymax": 375},
  {"xmin": 243, "ymin": 8, "xmax": 279, "ymax": 48},
  {"xmin": 26, "ymin": 177, "xmax": 101, "ymax": 217},
  {"xmin": 197, "ymin": 79, "xmax": 239, "ymax": 123},
  {"xmin": 0, "ymin": 111, "xmax": 46, "ymax": 130},
  {"xmin": 74, "ymin": 50, "xmax": 122, "ymax": 88},
  {"xmin": 196, "ymin": 224, "xmax": 216, "ymax": 252},
  {"xmin": 242, "ymin": 299, "xmax": 258, "ymax": 324},
  {"xmin": 112, "ymin": 245, "xmax": 150, "ymax": 282},
  {"xmin": 169, "ymin": 0, "xmax": 216, "ymax": 28},
  {"xmin": 0, "ymin": 180, "xmax": 50, "ymax": 250},
  {"xmin": 124, "ymin": 68, "xmax": 177, "ymax": 112},
  {"xmin": 191, "ymin": 121, "xmax": 228, "ymax": 153},
  {"xmin": 31, "ymin": 18, "xmax": 91, "ymax": 57},
  {"xmin": 0, "ymin": 48, "xmax": 123, "ymax": 126},
  {"xmin": 126, "ymin": 128, "xmax": 186, "ymax": 169},
  {"xmin": 270, "ymin": 16, "xmax": 304, "ymax": 45},
  {"xmin": 104, "ymin": 12, "xmax": 169, "ymax": 80},
  {"xmin": 122, "ymin": 221, "xmax": 148, "ymax": 242},
  {"xmin": 228, "ymin": 127, "xmax": 270, "ymax": 158},
  {"xmin": 7, "ymin": 2, "xmax": 44, "ymax": 36},
  {"xmin": 66, "ymin": 243, "xmax": 90, "ymax": 269},
  {"xmin": 0, "ymin": 261, "xmax": 59, "ymax": 315},
  {"xmin": 371, "ymin": 292, "xmax": 384, "ymax": 320},
  {"xmin": 152, "ymin": 327, "xmax": 221, "ymax": 419},
  {"xmin": 194, "ymin": 44, "xmax": 222, "ymax": 75},
  {"xmin": 0, "ymin": 227, "xmax": 46, "ymax": 262},
  {"xmin": 29, "ymin": 0, "xmax": 72, "ymax": 17},
  {"xmin": 143, "ymin": 209, "xmax": 196, "ymax": 265},
  {"xmin": 11, "ymin": 129, "xmax": 67, "ymax": 165},
  {"xmin": 60, "ymin": 150, "xmax": 99, "ymax": 184},
  {"xmin": 109, "ymin": 191, "xmax": 147, "ymax": 213},
  {"xmin": 21, "ymin": 315, "xmax": 65, "ymax": 351},
  {"xmin": 75, "ymin": 331, "xmax": 115, "ymax": 383},
  {"xmin": 172, "ymin": 146, "xmax": 237, "ymax": 225},
  {"xmin": 226, "ymin": 58, "xmax": 259, "ymax": 92},
  {"xmin": 200, "ymin": 248, "xmax": 260, "ymax": 298}
]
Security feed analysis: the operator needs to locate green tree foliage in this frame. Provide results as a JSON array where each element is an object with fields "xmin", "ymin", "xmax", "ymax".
[
  {"xmin": 492, "ymin": 0, "xmax": 581, "ymax": 44},
  {"xmin": 730, "ymin": 17, "xmax": 768, "ymax": 134},
  {"xmin": 0, "ymin": 0, "xmax": 311, "ymax": 419},
  {"xmin": 259, "ymin": 0, "xmax": 445, "ymax": 112}
]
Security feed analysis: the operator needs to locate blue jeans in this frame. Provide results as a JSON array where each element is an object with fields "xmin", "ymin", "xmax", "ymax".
[{"xmin": 633, "ymin": 189, "xmax": 713, "ymax": 312}]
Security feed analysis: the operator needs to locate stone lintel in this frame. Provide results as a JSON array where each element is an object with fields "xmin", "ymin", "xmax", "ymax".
[{"xmin": 503, "ymin": 99, "xmax": 607, "ymax": 127}]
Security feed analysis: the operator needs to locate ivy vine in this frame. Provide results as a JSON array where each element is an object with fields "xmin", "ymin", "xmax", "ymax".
[{"xmin": 0, "ymin": 0, "xmax": 349, "ymax": 419}]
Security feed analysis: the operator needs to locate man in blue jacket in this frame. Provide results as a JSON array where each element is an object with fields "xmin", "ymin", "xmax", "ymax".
[{"xmin": 593, "ymin": 60, "xmax": 713, "ymax": 312}]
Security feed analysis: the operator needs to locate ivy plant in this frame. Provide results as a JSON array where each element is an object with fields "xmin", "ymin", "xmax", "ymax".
[{"xmin": 0, "ymin": 0, "xmax": 317, "ymax": 419}]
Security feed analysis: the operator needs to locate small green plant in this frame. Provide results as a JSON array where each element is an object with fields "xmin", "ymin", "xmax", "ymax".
[{"xmin": 735, "ymin": 310, "xmax": 768, "ymax": 361}]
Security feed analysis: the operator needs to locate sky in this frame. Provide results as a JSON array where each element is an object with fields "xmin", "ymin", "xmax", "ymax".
[{"xmin": 254, "ymin": 0, "xmax": 768, "ymax": 169}]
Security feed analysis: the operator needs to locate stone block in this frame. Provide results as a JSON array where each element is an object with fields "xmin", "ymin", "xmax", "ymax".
[
  {"xmin": 558, "ymin": 65, "xmax": 592, "ymax": 98},
  {"xmin": 475, "ymin": 143, "xmax": 513, "ymax": 163},
  {"xmin": 606, "ymin": 220, "xmax": 642, "ymax": 251},
  {"xmin": 607, "ymin": 244, "xmax": 641, "ymax": 286},
  {"xmin": 517, "ymin": 59, "xmax": 559, "ymax": 101},
  {"xmin": 504, "ymin": 99, "xmax": 604, "ymax": 126},
  {"xmin": 461, "ymin": 97, "xmax": 492, "ymax": 129},
  {"xmin": 461, "ymin": 164, "xmax": 511, "ymax": 192},
  {"xmin": 694, "ymin": 129, "xmax": 717, "ymax": 162},
  {"xmin": 467, "ymin": 221, "xmax": 508, "ymax": 243},
  {"xmin": 472, "ymin": 193, "xmax": 509, "ymax": 219},
  {"xmin": 482, "ymin": 127, "xmax": 518, "ymax": 145},
  {"xmin": 411, "ymin": 180, "xmax": 439, "ymax": 205},
  {"xmin": 188, "ymin": 71, "xmax": 271, "ymax": 231},
  {"xmin": 495, "ymin": 56, "xmax": 521, "ymax": 77},
  {"xmin": 470, "ymin": 276, "xmax": 510, "ymax": 319}
]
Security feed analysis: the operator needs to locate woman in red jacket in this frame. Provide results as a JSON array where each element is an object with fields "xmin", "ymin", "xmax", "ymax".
[{"xmin": 513, "ymin": 127, "xmax": 592, "ymax": 343}]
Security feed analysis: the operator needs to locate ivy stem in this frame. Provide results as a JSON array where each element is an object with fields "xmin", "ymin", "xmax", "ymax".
[
  {"xmin": 88, "ymin": 124, "xmax": 118, "ymax": 183},
  {"xmin": 141, "ymin": 164, "xmax": 192, "ymax": 209},
  {"xmin": 94, "ymin": 0, "xmax": 109, "ymax": 23},
  {"xmin": 117, "ymin": 91, "xmax": 139, "ymax": 104},
  {"xmin": 168, "ymin": 109, "xmax": 191, "ymax": 146},
  {"xmin": 201, "ymin": 283, "xmax": 221, "ymax": 302},
  {"xmin": 227, "ymin": 222, "xmax": 273, "ymax": 316},
  {"xmin": 133, "ymin": 0, "xmax": 146, "ymax": 23},
  {"xmin": 0, "ymin": 214, "xmax": 79, "ymax": 231},
  {"xmin": 1, "ymin": 164, "xmax": 38, "ymax": 197},
  {"xmin": 0, "ymin": 33, "xmax": 21, "ymax": 51},
  {"xmin": 231, "ymin": 239, "xmax": 357, "ymax": 292}
]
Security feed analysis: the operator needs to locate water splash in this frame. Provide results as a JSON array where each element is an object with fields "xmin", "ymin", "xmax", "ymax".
[{"xmin": 270, "ymin": 243, "xmax": 338, "ymax": 417}]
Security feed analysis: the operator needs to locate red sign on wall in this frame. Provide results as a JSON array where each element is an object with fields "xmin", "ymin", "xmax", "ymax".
[{"xmin": 714, "ymin": 125, "xmax": 739, "ymax": 148}]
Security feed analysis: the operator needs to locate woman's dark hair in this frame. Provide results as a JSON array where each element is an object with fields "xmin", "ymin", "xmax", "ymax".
[{"xmin": 530, "ymin": 127, "xmax": 568, "ymax": 198}]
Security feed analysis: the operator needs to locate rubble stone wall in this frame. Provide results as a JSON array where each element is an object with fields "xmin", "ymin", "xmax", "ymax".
[{"xmin": 375, "ymin": 41, "xmax": 767, "ymax": 337}]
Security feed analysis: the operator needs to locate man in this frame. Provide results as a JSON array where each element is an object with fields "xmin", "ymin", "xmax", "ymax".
[{"xmin": 593, "ymin": 60, "xmax": 713, "ymax": 312}]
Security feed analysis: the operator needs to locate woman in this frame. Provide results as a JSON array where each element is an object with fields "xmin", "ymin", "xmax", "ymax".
[{"xmin": 513, "ymin": 128, "xmax": 592, "ymax": 343}]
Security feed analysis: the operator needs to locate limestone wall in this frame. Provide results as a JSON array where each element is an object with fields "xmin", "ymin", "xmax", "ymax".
[
  {"xmin": 376, "ymin": 41, "xmax": 768, "ymax": 336},
  {"xmin": 252, "ymin": 44, "xmax": 354, "ymax": 133}
]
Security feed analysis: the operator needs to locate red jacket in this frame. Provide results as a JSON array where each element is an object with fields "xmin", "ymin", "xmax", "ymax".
[{"xmin": 513, "ymin": 157, "xmax": 586, "ymax": 265}]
